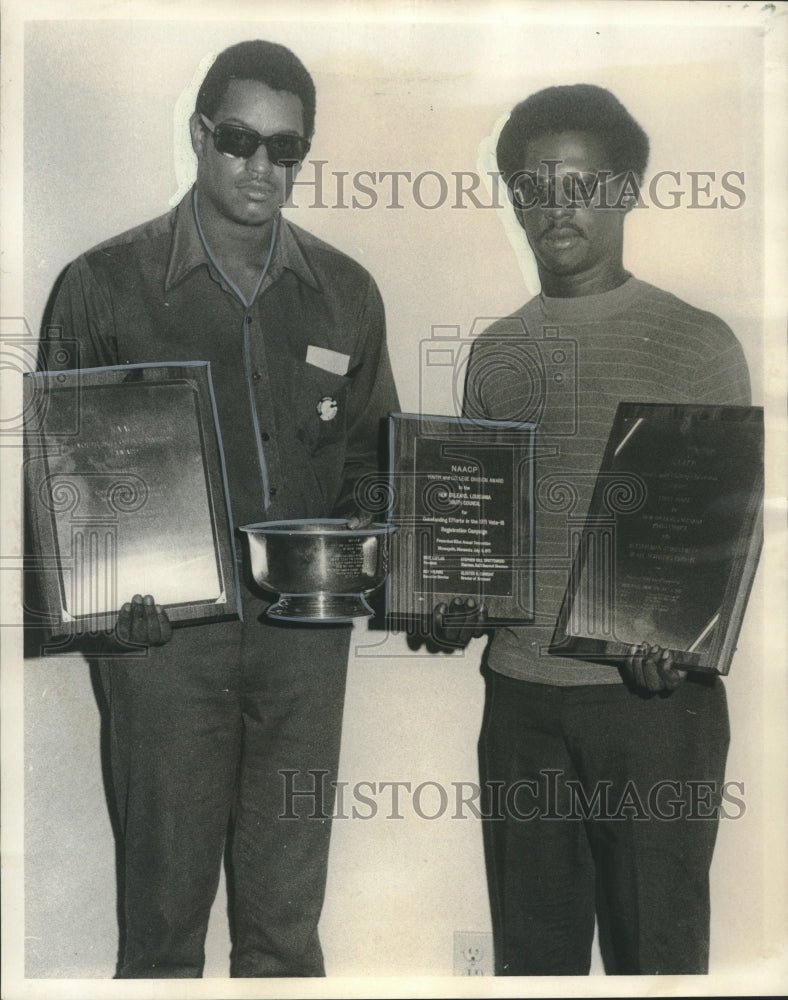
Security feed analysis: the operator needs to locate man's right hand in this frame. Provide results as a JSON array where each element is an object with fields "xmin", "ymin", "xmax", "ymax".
[
  {"xmin": 116, "ymin": 594, "xmax": 173, "ymax": 647},
  {"xmin": 432, "ymin": 597, "xmax": 489, "ymax": 650}
]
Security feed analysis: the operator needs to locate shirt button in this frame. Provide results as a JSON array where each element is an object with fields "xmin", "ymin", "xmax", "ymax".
[
  {"xmin": 252, "ymin": 371, "xmax": 262, "ymax": 384},
  {"xmin": 269, "ymin": 487, "xmax": 278, "ymax": 497},
  {"xmin": 261, "ymin": 432, "xmax": 270, "ymax": 442}
]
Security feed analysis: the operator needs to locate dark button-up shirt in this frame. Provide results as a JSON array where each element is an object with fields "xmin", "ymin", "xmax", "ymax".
[{"xmin": 41, "ymin": 190, "xmax": 399, "ymax": 531}]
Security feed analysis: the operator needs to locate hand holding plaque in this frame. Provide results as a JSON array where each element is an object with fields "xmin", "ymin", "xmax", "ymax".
[
  {"xmin": 624, "ymin": 642, "xmax": 687, "ymax": 693},
  {"xmin": 434, "ymin": 597, "xmax": 489, "ymax": 648},
  {"xmin": 116, "ymin": 594, "xmax": 173, "ymax": 647}
]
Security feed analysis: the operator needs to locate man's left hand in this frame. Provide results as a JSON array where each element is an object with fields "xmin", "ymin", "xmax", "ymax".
[{"xmin": 624, "ymin": 642, "xmax": 687, "ymax": 693}]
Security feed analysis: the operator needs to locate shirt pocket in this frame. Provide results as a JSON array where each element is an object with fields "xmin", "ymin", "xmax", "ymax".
[{"xmin": 292, "ymin": 360, "xmax": 351, "ymax": 454}]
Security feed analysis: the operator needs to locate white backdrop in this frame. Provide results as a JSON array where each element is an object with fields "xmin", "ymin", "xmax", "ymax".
[{"xmin": 2, "ymin": 2, "xmax": 786, "ymax": 999}]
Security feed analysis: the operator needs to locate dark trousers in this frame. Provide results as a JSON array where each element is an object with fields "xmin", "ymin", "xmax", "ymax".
[
  {"xmin": 479, "ymin": 670, "xmax": 730, "ymax": 976},
  {"xmin": 97, "ymin": 610, "xmax": 351, "ymax": 978}
]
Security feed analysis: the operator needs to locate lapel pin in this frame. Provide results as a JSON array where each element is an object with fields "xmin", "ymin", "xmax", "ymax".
[{"xmin": 317, "ymin": 396, "xmax": 338, "ymax": 421}]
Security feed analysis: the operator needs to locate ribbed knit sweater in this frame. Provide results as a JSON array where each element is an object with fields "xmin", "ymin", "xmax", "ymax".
[{"xmin": 463, "ymin": 276, "xmax": 751, "ymax": 685}]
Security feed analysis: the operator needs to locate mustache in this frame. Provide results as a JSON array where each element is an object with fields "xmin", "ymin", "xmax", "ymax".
[
  {"xmin": 238, "ymin": 178, "xmax": 276, "ymax": 187},
  {"xmin": 542, "ymin": 221, "xmax": 584, "ymax": 237},
  {"xmin": 237, "ymin": 181, "xmax": 278, "ymax": 194}
]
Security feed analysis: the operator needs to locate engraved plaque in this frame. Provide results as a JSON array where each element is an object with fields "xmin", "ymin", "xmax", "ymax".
[
  {"xmin": 550, "ymin": 403, "xmax": 763, "ymax": 674},
  {"xmin": 387, "ymin": 413, "xmax": 535, "ymax": 625},
  {"xmin": 24, "ymin": 362, "xmax": 241, "ymax": 638}
]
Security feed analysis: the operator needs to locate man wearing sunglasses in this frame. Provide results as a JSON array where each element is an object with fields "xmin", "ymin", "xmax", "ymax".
[
  {"xmin": 39, "ymin": 40, "xmax": 398, "ymax": 978},
  {"xmin": 436, "ymin": 84, "xmax": 751, "ymax": 975}
]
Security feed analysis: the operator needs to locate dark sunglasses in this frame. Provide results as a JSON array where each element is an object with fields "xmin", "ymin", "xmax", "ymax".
[
  {"xmin": 513, "ymin": 170, "xmax": 630, "ymax": 209},
  {"xmin": 200, "ymin": 113, "xmax": 310, "ymax": 166}
]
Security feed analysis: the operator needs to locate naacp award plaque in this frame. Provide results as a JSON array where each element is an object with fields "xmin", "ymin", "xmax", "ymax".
[
  {"xmin": 387, "ymin": 412, "xmax": 535, "ymax": 626},
  {"xmin": 24, "ymin": 362, "xmax": 241, "ymax": 638},
  {"xmin": 550, "ymin": 403, "xmax": 763, "ymax": 674}
]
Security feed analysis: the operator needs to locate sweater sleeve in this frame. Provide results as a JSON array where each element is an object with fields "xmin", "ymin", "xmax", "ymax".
[{"xmin": 691, "ymin": 313, "xmax": 751, "ymax": 407}]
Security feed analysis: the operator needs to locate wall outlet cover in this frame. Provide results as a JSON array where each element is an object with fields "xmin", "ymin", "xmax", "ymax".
[{"xmin": 453, "ymin": 930, "xmax": 493, "ymax": 976}]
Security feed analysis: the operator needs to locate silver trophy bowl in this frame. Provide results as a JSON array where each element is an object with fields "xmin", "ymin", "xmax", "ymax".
[{"xmin": 240, "ymin": 518, "xmax": 395, "ymax": 622}]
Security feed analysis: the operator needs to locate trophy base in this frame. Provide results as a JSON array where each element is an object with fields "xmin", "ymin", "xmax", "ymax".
[{"xmin": 266, "ymin": 592, "xmax": 375, "ymax": 623}]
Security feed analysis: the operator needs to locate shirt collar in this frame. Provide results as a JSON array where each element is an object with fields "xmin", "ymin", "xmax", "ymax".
[{"xmin": 164, "ymin": 186, "xmax": 322, "ymax": 294}]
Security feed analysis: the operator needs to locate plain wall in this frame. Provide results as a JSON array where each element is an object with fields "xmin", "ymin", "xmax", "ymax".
[{"xmin": 4, "ymin": 6, "xmax": 783, "ymax": 994}]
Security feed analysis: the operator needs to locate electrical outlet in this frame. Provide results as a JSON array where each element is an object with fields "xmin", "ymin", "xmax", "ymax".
[{"xmin": 453, "ymin": 930, "xmax": 493, "ymax": 976}]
